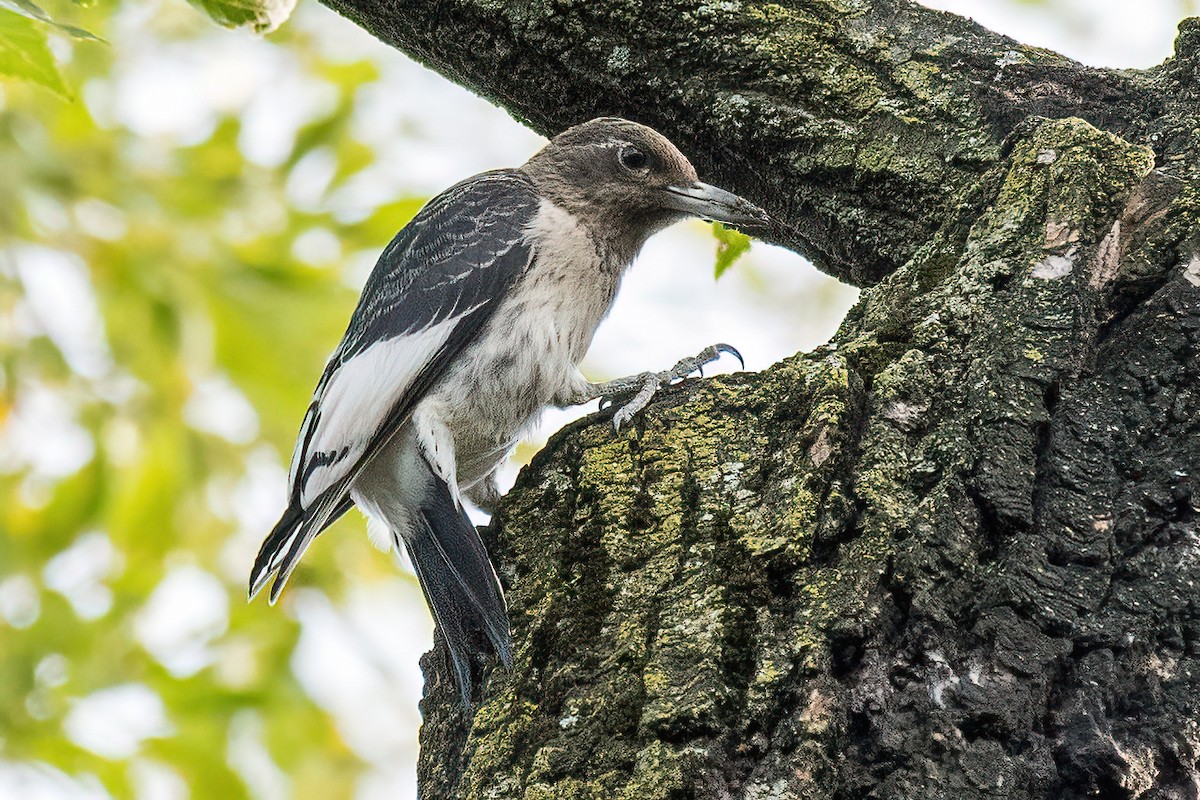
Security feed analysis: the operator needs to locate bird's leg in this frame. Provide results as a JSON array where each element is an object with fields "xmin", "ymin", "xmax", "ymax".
[{"xmin": 583, "ymin": 343, "xmax": 743, "ymax": 432}]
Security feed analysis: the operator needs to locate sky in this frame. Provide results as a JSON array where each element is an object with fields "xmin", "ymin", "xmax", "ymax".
[{"xmin": 2, "ymin": 0, "xmax": 1195, "ymax": 798}]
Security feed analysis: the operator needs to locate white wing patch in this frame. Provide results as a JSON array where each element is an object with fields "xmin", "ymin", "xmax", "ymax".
[
  {"xmin": 287, "ymin": 404, "xmax": 318, "ymax": 490},
  {"xmin": 294, "ymin": 313, "xmax": 466, "ymax": 507}
]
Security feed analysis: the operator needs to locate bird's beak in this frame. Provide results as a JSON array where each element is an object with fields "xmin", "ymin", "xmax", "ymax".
[{"xmin": 662, "ymin": 181, "xmax": 770, "ymax": 229}]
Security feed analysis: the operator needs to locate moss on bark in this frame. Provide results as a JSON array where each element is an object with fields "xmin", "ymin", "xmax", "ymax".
[
  {"xmin": 319, "ymin": 0, "xmax": 1179, "ymax": 285},
  {"xmin": 412, "ymin": 116, "xmax": 1200, "ymax": 798}
]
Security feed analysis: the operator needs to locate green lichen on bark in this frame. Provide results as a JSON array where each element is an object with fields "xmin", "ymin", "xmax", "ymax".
[
  {"xmin": 318, "ymin": 0, "xmax": 1171, "ymax": 286},
  {"xmin": 415, "ymin": 114, "xmax": 1200, "ymax": 797}
]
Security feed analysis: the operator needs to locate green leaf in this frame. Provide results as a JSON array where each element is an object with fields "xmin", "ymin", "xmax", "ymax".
[
  {"xmin": 712, "ymin": 222, "xmax": 752, "ymax": 278},
  {"xmin": 0, "ymin": 8, "xmax": 70, "ymax": 96},
  {"xmin": 0, "ymin": 0, "xmax": 100, "ymax": 40},
  {"xmin": 187, "ymin": 0, "xmax": 296, "ymax": 34}
]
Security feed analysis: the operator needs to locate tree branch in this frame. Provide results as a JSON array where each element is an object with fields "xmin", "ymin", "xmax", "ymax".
[{"xmin": 317, "ymin": 0, "xmax": 1183, "ymax": 285}]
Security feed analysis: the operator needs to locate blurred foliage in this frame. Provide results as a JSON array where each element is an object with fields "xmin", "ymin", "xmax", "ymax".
[
  {"xmin": 0, "ymin": 0, "xmax": 427, "ymax": 795},
  {"xmin": 1, "ymin": 0, "xmax": 100, "ymax": 40},
  {"xmin": 0, "ymin": 0, "xmax": 290, "ymax": 103},
  {"xmin": 0, "ymin": 7, "xmax": 72, "ymax": 97},
  {"xmin": 185, "ymin": 0, "xmax": 294, "ymax": 34},
  {"xmin": 711, "ymin": 222, "xmax": 752, "ymax": 279}
]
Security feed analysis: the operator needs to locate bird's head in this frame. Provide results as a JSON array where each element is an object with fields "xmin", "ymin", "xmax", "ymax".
[{"xmin": 522, "ymin": 117, "xmax": 768, "ymax": 252}]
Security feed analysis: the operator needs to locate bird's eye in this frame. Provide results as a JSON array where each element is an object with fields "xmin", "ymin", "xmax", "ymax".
[{"xmin": 619, "ymin": 147, "xmax": 648, "ymax": 171}]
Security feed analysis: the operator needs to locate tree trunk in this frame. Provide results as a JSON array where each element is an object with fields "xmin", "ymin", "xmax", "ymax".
[{"xmin": 315, "ymin": 1, "xmax": 1200, "ymax": 796}]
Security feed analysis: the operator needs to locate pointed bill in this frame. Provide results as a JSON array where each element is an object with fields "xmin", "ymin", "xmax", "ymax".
[{"xmin": 662, "ymin": 181, "xmax": 769, "ymax": 228}]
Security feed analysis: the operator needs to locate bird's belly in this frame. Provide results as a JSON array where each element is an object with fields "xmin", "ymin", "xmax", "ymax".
[
  {"xmin": 418, "ymin": 367, "xmax": 548, "ymax": 491},
  {"xmin": 419, "ymin": 208, "xmax": 622, "ymax": 489},
  {"xmin": 422, "ymin": 284, "xmax": 613, "ymax": 487}
]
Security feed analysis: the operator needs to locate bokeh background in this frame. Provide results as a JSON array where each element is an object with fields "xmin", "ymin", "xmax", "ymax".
[{"xmin": 0, "ymin": 0, "xmax": 1194, "ymax": 797}]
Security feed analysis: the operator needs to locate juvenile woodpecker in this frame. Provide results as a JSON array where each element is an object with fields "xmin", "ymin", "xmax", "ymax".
[{"xmin": 249, "ymin": 117, "xmax": 768, "ymax": 699}]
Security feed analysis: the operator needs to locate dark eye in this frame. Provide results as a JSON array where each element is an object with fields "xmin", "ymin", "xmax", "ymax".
[{"xmin": 619, "ymin": 147, "xmax": 648, "ymax": 171}]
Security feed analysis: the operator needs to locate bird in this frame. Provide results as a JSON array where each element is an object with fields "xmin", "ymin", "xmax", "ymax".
[{"xmin": 249, "ymin": 117, "xmax": 768, "ymax": 701}]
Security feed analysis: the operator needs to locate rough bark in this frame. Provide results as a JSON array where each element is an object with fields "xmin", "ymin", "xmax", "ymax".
[
  {"xmin": 312, "ymin": 1, "xmax": 1200, "ymax": 797},
  {"xmin": 319, "ymin": 0, "xmax": 1193, "ymax": 286}
]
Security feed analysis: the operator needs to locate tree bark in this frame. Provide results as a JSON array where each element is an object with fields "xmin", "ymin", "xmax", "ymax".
[{"xmin": 314, "ymin": 1, "xmax": 1200, "ymax": 796}]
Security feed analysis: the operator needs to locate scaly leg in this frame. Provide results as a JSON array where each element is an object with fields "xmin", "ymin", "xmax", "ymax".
[{"xmin": 571, "ymin": 343, "xmax": 743, "ymax": 432}]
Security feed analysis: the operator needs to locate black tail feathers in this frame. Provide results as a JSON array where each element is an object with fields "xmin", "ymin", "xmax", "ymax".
[
  {"xmin": 251, "ymin": 478, "xmax": 509, "ymax": 704},
  {"xmin": 250, "ymin": 496, "xmax": 354, "ymax": 603},
  {"xmin": 249, "ymin": 504, "xmax": 303, "ymax": 601},
  {"xmin": 406, "ymin": 477, "xmax": 511, "ymax": 705}
]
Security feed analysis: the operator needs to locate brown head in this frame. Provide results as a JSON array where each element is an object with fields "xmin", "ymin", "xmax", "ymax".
[{"xmin": 521, "ymin": 118, "xmax": 767, "ymax": 255}]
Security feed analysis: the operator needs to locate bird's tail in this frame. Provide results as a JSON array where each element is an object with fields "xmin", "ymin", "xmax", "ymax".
[
  {"xmin": 249, "ymin": 504, "xmax": 305, "ymax": 602},
  {"xmin": 249, "ymin": 495, "xmax": 352, "ymax": 603},
  {"xmin": 405, "ymin": 473, "xmax": 512, "ymax": 704}
]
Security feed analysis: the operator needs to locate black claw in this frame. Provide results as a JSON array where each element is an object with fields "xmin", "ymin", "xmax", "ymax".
[
  {"xmin": 598, "ymin": 396, "xmax": 613, "ymax": 411},
  {"xmin": 715, "ymin": 343, "xmax": 745, "ymax": 369}
]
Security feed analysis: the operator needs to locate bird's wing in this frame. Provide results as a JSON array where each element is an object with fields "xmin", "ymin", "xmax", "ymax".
[{"xmin": 250, "ymin": 170, "xmax": 540, "ymax": 600}]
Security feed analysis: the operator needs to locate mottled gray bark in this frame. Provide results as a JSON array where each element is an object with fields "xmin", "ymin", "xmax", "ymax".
[
  {"xmin": 318, "ymin": 0, "xmax": 1193, "ymax": 287},
  {"xmin": 312, "ymin": 1, "xmax": 1200, "ymax": 797}
]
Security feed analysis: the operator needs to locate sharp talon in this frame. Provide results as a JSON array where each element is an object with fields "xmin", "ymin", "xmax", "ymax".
[
  {"xmin": 698, "ymin": 364, "xmax": 705, "ymax": 378},
  {"xmin": 715, "ymin": 343, "xmax": 745, "ymax": 369},
  {"xmin": 599, "ymin": 396, "xmax": 612, "ymax": 411}
]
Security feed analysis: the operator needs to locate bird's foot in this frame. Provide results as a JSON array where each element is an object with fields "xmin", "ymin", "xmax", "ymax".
[{"xmin": 593, "ymin": 343, "xmax": 743, "ymax": 432}]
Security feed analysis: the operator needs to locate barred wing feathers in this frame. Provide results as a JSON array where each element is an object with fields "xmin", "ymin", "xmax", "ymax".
[{"xmin": 250, "ymin": 170, "xmax": 540, "ymax": 601}]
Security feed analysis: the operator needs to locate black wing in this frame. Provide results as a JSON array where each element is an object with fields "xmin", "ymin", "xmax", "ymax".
[{"xmin": 250, "ymin": 170, "xmax": 540, "ymax": 600}]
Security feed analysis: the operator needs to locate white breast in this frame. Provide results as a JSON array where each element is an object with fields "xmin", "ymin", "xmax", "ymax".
[
  {"xmin": 418, "ymin": 199, "xmax": 626, "ymax": 488},
  {"xmin": 517, "ymin": 199, "xmax": 621, "ymax": 365}
]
